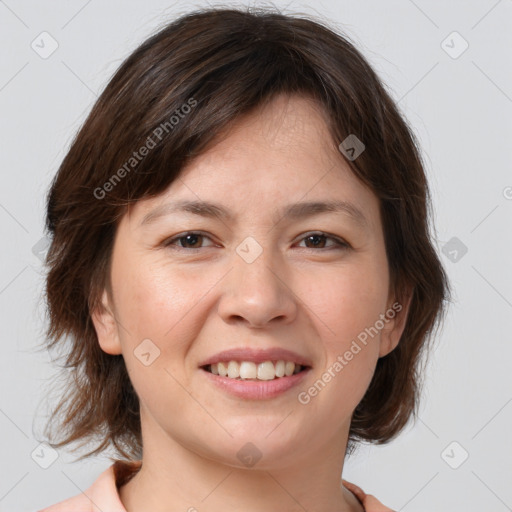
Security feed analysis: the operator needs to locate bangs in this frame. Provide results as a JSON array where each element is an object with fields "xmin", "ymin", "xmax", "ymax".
[{"xmin": 79, "ymin": 12, "xmax": 377, "ymax": 213}]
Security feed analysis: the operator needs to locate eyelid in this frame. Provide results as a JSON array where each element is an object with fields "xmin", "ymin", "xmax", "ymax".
[
  {"xmin": 295, "ymin": 231, "xmax": 350, "ymax": 249},
  {"xmin": 162, "ymin": 230, "xmax": 350, "ymax": 251},
  {"xmin": 162, "ymin": 231, "xmax": 217, "ymax": 250}
]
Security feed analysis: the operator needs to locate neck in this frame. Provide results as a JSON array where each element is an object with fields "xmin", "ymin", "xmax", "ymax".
[{"xmin": 118, "ymin": 411, "xmax": 363, "ymax": 512}]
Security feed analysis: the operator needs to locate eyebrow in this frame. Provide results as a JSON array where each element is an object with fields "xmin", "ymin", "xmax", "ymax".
[{"xmin": 140, "ymin": 199, "xmax": 368, "ymax": 228}]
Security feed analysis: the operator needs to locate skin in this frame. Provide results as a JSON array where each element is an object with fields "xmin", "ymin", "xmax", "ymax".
[{"xmin": 92, "ymin": 93, "xmax": 411, "ymax": 512}]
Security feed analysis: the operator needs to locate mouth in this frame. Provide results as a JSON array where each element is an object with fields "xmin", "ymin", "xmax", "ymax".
[
  {"xmin": 200, "ymin": 360, "xmax": 312, "ymax": 400},
  {"xmin": 200, "ymin": 360, "xmax": 312, "ymax": 381}
]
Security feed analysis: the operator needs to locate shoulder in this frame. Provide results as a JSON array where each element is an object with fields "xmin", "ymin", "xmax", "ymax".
[
  {"xmin": 37, "ymin": 460, "xmax": 141, "ymax": 512},
  {"xmin": 342, "ymin": 480, "xmax": 395, "ymax": 512},
  {"xmin": 38, "ymin": 491, "xmax": 95, "ymax": 512}
]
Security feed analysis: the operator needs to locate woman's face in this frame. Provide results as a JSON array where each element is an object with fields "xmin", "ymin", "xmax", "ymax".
[{"xmin": 93, "ymin": 94, "xmax": 409, "ymax": 470}]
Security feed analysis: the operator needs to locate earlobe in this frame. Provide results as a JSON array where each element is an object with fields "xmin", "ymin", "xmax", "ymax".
[
  {"xmin": 378, "ymin": 289, "xmax": 413, "ymax": 358},
  {"xmin": 91, "ymin": 289, "xmax": 122, "ymax": 355}
]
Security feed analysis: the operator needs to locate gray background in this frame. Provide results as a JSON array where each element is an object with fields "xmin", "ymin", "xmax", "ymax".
[{"xmin": 1, "ymin": 1, "xmax": 511, "ymax": 511}]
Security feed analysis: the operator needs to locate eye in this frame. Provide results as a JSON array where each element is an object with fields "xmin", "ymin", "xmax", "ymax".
[
  {"xmin": 162, "ymin": 231, "xmax": 350, "ymax": 251},
  {"xmin": 162, "ymin": 231, "xmax": 216, "ymax": 250},
  {"xmin": 296, "ymin": 232, "xmax": 350, "ymax": 250}
]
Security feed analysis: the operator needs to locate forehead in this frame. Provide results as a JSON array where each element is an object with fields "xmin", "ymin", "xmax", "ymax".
[
  {"xmin": 203, "ymin": 94, "xmax": 337, "ymax": 165},
  {"xmin": 127, "ymin": 94, "xmax": 380, "ymax": 232}
]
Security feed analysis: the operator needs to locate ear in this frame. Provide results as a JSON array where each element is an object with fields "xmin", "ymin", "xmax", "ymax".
[
  {"xmin": 378, "ymin": 287, "xmax": 413, "ymax": 358},
  {"xmin": 91, "ymin": 289, "xmax": 122, "ymax": 355}
]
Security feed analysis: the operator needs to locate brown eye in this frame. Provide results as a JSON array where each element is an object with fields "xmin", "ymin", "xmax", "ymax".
[
  {"xmin": 178, "ymin": 233, "xmax": 203, "ymax": 248},
  {"xmin": 298, "ymin": 232, "xmax": 349, "ymax": 250},
  {"xmin": 164, "ymin": 232, "xmax": 215, "ymax": 250}
]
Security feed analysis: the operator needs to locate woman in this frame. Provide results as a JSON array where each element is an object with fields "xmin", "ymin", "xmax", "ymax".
[{"xmin": 38, "ymin": 7, "xmax": 450, "ymax": 512}]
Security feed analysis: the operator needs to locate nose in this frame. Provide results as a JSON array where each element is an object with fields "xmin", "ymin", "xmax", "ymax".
[{"xmin": 217, "ymin": 242, "xmax": 298, "ymax": 328}]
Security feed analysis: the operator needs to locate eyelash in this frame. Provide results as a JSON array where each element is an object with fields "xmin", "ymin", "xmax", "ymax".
[{"xmin": 162, "ymin": 231, "xmax": 350, "ymax": 252}]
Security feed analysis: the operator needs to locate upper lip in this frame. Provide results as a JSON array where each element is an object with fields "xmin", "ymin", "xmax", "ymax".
[{"xmin": 198, "ymin": 347, "xmax": 313, "ymax": 368}]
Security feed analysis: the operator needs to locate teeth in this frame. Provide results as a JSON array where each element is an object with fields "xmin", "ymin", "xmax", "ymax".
[
  {"xmin": 228, "ymin": 360, "xmax": 240, "ymax": 379},
  {"xmin": 257, "ymin": 361, "xmax": 275, "ymax": 380},
  {"xmin": 240, "ymin": 361, "xmax": 257, "ymax": 379},
  {"xmin": 207, "ymin": 360, "xmax": 305, "ymax": 380},
  {"xmin": 275, "ymin": 360, "xmax": 285, "ymax": 377},
  {"xmin": 218, "ymin": 362, "xmax": 228, "ymax": 377},
  {"xmin": 285, "ymin": 361, "xmax": 295, "ymax": 376}
]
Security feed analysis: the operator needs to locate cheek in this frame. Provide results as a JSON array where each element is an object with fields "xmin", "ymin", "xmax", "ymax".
[
  {"xmin": 297, "ymin": 271, "xmax": 384, "ymax": 417},
  {"xmin": 111, "ymin": 252, "xmax": 204, "ymax": 341},
  {"xmin": 298, "ymin": 259, "xmax": 388, "ymax": 404},
  {"xmin": 110, "ymin": 259, "xmax": 203, "ymax": 408},
  {"xmin": 306, "ymin": 263, "xmax": 388, "ymax": 343}
]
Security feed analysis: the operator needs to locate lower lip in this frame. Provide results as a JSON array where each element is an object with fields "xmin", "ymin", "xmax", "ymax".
[{"xmin": 200, "ymin": 367, "xmax": 311, "ymax": 400}]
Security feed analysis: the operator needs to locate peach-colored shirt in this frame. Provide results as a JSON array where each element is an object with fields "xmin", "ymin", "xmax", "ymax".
[{"xmin": 38, "ymin": 460, "xmax": 394, "ymax": 512}]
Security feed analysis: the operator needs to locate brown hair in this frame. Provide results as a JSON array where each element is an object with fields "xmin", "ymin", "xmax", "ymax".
[{"xmin": 41, "ymin": 6, "xmax": 451, "ymax": 461}]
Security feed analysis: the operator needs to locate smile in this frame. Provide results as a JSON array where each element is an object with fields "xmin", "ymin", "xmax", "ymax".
[
  {"xmin": 203, "ymin": 360, "xmax": 308, "ymax": 380},
  {"xmin": 200, "ymin": 361, "xmax": 311, "ymax": 400}
]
